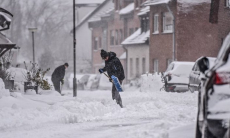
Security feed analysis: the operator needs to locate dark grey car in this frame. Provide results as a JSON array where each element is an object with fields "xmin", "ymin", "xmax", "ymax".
[{"xmin": 189, "ymin": 57, "xmax": 216, "ymax": 92}]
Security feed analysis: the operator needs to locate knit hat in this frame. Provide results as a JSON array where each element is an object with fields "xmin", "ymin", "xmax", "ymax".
[
  {"xmin": 100, "ymin": 49, "xmax": 108, "ymax": 59},
  {"xmin": 64, "ymin": 63, "xmax": 69, "ymax": 67}
]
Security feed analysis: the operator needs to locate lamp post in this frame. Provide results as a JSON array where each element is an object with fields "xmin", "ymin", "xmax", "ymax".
[
  {"xmin": 28, "ymin": 27, "xmax": 37, "ymax": 63},
  {"xmin": 73, "ymin": 0, "xmax": 77, "ymax": 97}
]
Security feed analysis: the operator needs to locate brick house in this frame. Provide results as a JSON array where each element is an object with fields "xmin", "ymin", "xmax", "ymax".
[
  {"xmin": 89, "ymin": 0, "xmax": 141, "ymax": 81},
  {"xmin": 121, "ymin": 2, "xmax": 150, "ymax": 81},
  {"xmin": 210, "ymin": 0, "xmax": 230, "ymax": 47},
  {"xmin": 145, "ymin": 0, "xmax": 219, "ymax": 72}
]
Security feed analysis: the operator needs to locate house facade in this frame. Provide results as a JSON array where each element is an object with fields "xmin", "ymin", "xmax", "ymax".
[
  {"xmin": 145, "ymin": 0, "xmax": 219, "ymax": 72},
  {"xmin": 210, "ymin": 0, "xmax": 230, "ymax": 47},
  {"xmin": 121, "ymin": 3, "xmax": 149, "ymax": 81},
  {"xmin": 89, "ymin": 0, "xmax": 143, "ymax": 81}
]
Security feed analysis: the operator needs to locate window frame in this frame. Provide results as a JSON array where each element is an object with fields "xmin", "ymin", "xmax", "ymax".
[
  {"xmin": 94, "ymin": 37, "xmax": 98, "ymax": 50},
  {"xmin": 153, "ymin": 14, "xmax": 159, "ymax": 34},
  {"xmin": 227, "ymin": 0, "xmax": 230, "ymax": 7},
  {"xmin": 163, "ymin": 12, "xmax": 173, "ymax": 33},
  {"xmin": 142, "ymin": 58, "xmax": 146, "ymax": 74},
  {"xmin": 110, "ymin": 30, "xmax": 114, "ymax": 45},
  {"xmin": 153, "ymin": 59, "xmax": 159, "ymax": 73}
]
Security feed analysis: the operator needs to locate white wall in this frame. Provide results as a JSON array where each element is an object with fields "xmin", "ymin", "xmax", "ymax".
[
  {"xmin": 126, "ymin": 44, "xmax": 149, "ymax": 81},
  {"xmin": 75, "ymin": 0, "xmax": 114, "ymax": 61}
]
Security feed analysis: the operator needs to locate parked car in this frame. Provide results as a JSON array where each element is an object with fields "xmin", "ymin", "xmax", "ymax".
[
  {"xmin": 189, "ymin": 57, "xmax": 216, "ymax": 92},
  {"xmin": 195, "ymin": 33, "xmax": 230, "ymax": 138},
  {"xmin": 163, "ymin": 61, "xmax": 194, "ymax": 92}
]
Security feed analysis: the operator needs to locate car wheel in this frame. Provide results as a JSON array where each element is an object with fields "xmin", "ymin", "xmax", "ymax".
[{"xmin": 203, "ymin": 124, "xmax": 216, "ymax": 138}]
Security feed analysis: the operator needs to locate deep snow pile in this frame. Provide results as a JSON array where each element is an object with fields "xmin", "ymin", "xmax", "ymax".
[
  {"xmin": 140, "ymin": 73, "xmax": 164, "ymax": 92},
  {"xmin": 0, "ymin": 89, "xmax": 197, "ymax": 138},
  {"xmin": 0, "ymin": 78, "xmax": 10, "ymax": 98}
]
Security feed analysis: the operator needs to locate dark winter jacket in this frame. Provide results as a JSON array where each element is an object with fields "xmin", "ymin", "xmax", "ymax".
[
  {"xmin": 51, "ymin": 65, "xmax": 65, "ymax": 82},
  {"xmin": 102, "ymin": 52, "xmax": 125, "ymax": 80}
]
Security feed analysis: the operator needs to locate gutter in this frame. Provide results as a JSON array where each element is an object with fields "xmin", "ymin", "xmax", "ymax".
[{"xmin": 166, "ymin": 4, "xmax": 176, "ymax": 61}]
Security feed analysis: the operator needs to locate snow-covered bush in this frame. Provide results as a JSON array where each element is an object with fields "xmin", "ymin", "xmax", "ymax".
[{"xmin": 23, "ymin": 61, "xmax": 52, "ymax": 90}]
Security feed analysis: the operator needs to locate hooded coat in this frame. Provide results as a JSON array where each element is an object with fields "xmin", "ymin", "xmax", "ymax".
[
  {"xmin": 102, "ymin": 52, "xmax": 125, "ymax": 80},
  {"xmin": 51, "ymin": 65, "xmax": 65, "ymax": 82}
]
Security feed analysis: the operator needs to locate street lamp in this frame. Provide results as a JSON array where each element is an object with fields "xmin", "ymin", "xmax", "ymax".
[
  {"xmin": 73, "ymin": 0, "xmax": 77, "ymax": 97},
  {"xmin": 28, "ymin": 27, "xmax": 37, "ymax": 63}
]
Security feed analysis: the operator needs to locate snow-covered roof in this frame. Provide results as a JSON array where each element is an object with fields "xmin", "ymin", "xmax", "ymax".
[
  {"xmin": 119, "ymin": 3, "xmax": 134, "ymax": 15},
  {"xmin": 144, "ymin": 0, "xmax": 171, "ymax": 6},
  {"xmin": 119, "ymin": 52, "xmax": 126, "ymax": 59},
  {"xmin": 89, "ymin": 7, "xmax": 114, "ymax": 23},
  {"xmin": 178, "ymin": 0, "xmax": 211, "ymax": 6},
  {"xmin": 0, "ymin": 33, "xmax": 13, "ymax": 45},
  {"xmin": 137, "ymin": 6, "xmax": 150, "ymax": 16},
  {"xmin": 122, "ymin": 29, "xmax": 150, "ymax": 45},
  {"xmin": 0, "ymin": 12, "xmax": 11, "ymax": 22},
  {"xmin": 76, "ymin": 0, "xmax": 105, "ymax": 5}
]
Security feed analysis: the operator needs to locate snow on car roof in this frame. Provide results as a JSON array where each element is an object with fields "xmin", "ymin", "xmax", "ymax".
[
  {"xmin": 167, "ymin": 61, "xmax": 195, "ymax": 75},
  {"xmin": 119, "ymin": 3, "xmax": 134, "ymax": 15}
]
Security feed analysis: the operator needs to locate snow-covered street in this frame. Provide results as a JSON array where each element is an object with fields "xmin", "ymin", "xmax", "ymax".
[{"xmin": 0, "ymin": 90, "xmax": 197, "ymax": 138}]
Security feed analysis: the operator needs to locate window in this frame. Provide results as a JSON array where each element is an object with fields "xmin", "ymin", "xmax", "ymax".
[
  {"xmin": 130, "ymin": 58, "xmax": 133, "ymax": 77},
  {"xmin": 142, "ymin": 17, "xmax": 150, "ymax": 32},
  {"xmin": 163, "ymin": 12, "xmax": 173, "ymax": 32},
  {"xmin": 136, "ymin": 58, "xmax": 139, "ymax": 77},
  {"xmin": 153, "ymin": 59, "xmax": 159, "ymax": 73},
  {"xmin": 226, "ymin": 0, "xmax": 230, "ymax": 7},
  {"xmin": 94, "ymin": 37, "xmax": 98, "ymax": 50},
  {"xmin": 153, "ymin": 14, "xmax": 159, "ymax": 33},
  {"xmin": 115, "ymin": 0, "xmax": 118, "ymax": 10},
  {"xmin": 135, "ymin": 0, "xmax": 139, "ymax": 8},
  {"xmin": 115, "ymin": 30, "xmax": 119, "ymax": 45},
  {"xmin": 110, "ymin": 30, "xmax": 114, "ymax": 45},
  {"xmin": 99, "ymin": 37, "xmax": 102, "ymax": 49},
  {"xmin": 102, "ymin": 28, "xmax": 107, "ymax": 50},
  {"xmin": 119, "ymin": 0, "xmax": 122, "ymax": 10},
  {"xmin": 129, "ymin": 28, "xmax": 134, "ymax": 36},
  {"xmin": 120, "ymin": 29, "xmax": 123, "ymax": 43},
  {"xmin": 142, "ymin": 58, "xmax": 146, "ymax": 74}
]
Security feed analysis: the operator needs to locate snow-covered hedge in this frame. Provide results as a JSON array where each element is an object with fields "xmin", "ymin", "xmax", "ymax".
[{"xmin": 140, "ymin": 73, "xmax": 164, "ymax": 92}]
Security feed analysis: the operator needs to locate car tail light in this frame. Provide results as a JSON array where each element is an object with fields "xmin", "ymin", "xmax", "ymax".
[{"xmin": 215, "ymin": 72, "xmax": 230, "ymax": 85}]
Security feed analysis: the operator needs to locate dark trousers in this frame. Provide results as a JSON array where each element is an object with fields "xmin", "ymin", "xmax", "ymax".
[
  {"xmin": 112, "ymin": 80, "xmax": 123, "ymax": 107},
  {"xmin": 52, "ymin": 78, "xmax": 61, "ymax": 93}
]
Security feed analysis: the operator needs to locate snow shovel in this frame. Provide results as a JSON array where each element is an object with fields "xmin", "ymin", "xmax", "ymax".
[
  {"xmin": 103, "ymin": 73, "xmax": 123, "ymax": 92},
  {"xmin": 60, "ymin": 83, "xmax": 64, "ymax": 96}
]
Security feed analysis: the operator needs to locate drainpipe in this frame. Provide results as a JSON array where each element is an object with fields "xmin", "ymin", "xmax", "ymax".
[{"xmin": 166, "ymin": 4, "xmax": 176, "ymax": 61}]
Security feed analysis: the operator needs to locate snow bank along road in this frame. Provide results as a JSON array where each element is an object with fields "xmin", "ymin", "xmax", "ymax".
[{"xmin": 0, "ymin": 90, "xmax": 197, "ymax": 138}]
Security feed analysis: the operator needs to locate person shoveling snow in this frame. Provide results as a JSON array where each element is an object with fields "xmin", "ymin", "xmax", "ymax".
[
  {"xmin": 99, "ymin": 49, "xmax": 125, "ymax": 108},
  {"xmin": 51, "ymin": 63, "xmax": 68, "ymax": 94}
]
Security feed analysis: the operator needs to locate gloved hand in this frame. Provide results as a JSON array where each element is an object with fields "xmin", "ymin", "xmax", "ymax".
[
  {"xmin": 99, "ymin": 68, "xmax": 104, "ymax": 74},
  {"xmin": 61, "ymin": 79, "xmax": 64, "ymax": 85}
]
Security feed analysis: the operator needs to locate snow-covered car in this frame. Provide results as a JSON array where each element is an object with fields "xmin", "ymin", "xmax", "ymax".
[
  {"xmin": 163, "ymin": 61, "xmax": 194, "ymax": 92},
  {"xmin": 189, "ymin": 57, "xmax": 216, "ymax": 92},
  {"xmin": 195, "ymin": 33, "xmax": 230, "ymax": 138}
]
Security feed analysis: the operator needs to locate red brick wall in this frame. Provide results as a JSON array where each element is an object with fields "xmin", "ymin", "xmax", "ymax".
[
  {"xmin": 149, "ymin": 2, "xmax": 177, "ymax": 72},
  {"xmin": 149, "ymin": 1, "xmax": 219, "ymax": 72},
  {"xmin": 176, "ymin": 3, "xmax": 219, "ymax": 62},
  {"xmin": 217, "ymin": 0, "xmax": 230, "ymax": 47}
]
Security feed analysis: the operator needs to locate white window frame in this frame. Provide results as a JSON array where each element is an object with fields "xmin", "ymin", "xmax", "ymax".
[
  {"xmin": 226, "ymin": 0, "xmax": 230, "ymax": 7},
  {"xmin": 153, "ymin": 59, "xmax": 159, "ymax": 73},
  {"xmin": 153, "ymin": 14, "xmax": 159, "ymax": 34},
  {"xmin": 163, "ymin": 12, "xmax": 173, "ymax": 33}
]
